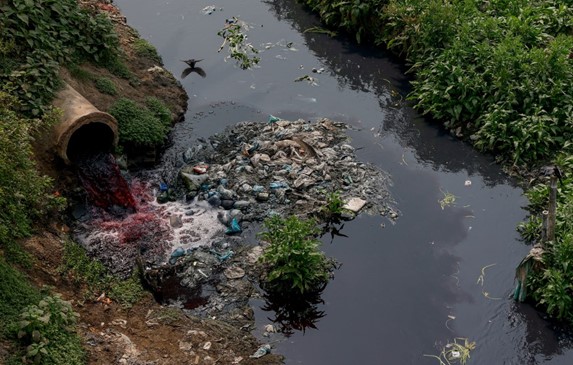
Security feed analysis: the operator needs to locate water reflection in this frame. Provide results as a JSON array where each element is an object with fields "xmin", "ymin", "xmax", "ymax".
[
  {"xmin": 260, "ymin": 288, "xmax": 327, "ymax": 337},
  {"xmin": 263, "ymin": 0, "xmax": 513, "ymax": 188}
]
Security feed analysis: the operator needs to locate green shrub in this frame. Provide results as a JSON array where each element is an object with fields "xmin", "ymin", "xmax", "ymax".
[
  {"xmin": 145, "ymin": 97, "xmax": 172, "ymax": 127},
  {"xmin": 321, "ymin": 190, "xmax": 345, "ymax": 218},
  {"xmin": 0, "ymin": 93, "xmax": 64, "ymax": 248},
  {"xmin": 0, "ymin": 259, "xmax": 84, "ymax": 365},
  {"xmin": 95, "ymin": 77, "xmax": 118, "ymax": 95},
  {"xmin": 132, "ymin": 38, "xmax": 162, "ymax": 64},
  {"xmin": 109, "ymin": 98, "xmax": 169, "ymax": 148},
  {"xmin": 0, "ymin": 0, "xmax": 120, "ymax": 115},
  {"xmin": 258, "ymin": 215, "xmax": 335, "ymax": 294}
]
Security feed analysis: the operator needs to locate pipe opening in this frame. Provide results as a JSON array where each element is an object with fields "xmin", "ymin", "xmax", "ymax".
[{"xmin": 67, "ymin": 122, "xmax": 116, "ymax": 163}]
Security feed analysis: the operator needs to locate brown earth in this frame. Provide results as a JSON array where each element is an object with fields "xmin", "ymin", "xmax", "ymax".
[{"xmin": 4, "ymin": 1, "xmax": 284, "ymax": 364}]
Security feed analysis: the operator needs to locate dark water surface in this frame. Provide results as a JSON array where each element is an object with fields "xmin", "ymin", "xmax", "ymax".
[{"xmin": 115, "ymin": 0, "xmax": 573, "ymax": 363}]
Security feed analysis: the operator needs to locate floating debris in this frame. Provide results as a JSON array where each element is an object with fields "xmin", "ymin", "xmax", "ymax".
[
  {"xmin": 294, "ymin": 74, "xmax": 318, "ymax": 86},
  {"xmin": 439, "ymin": 190, "xmax": 457, "ymax": 210},
  {"xmin": 303, "ymin": 26, "xmax": 337, "ymax": 37},
  {"xmin": 424, "ymin": 337, "xmax": 476, "ymax": 365}
]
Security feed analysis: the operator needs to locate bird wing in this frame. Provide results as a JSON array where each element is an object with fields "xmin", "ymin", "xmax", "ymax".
[
  {"xmin": 194, "ymin": 67, "xmax": 207, "ymax": 78},
  {"xmin": 181, "ymin": 68, "xmax": 193, "ymax": 79}
]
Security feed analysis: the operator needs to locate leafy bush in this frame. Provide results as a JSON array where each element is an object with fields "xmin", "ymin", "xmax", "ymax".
[
  {"xmin": 95, "ymin": 77, "xmax": 118, "ymax": 95},
  {"xmin": 109, "ymin": 98, "xmax": 169, "ymax": 148},
  {"xmin": 0, "ymin": 92, "xmax": 65, "ymax": 248},
  {"xmin": 0, "ymin": 259, "xmax": 84, "ymax": 365},
  {"xmin": 0, "ymin": 0, "xmax": 120, "ymax": 115},
  {"xmin": 132, "ymin": 38, "xmax": 162, "ymax": 64},
  {"xmin": 258, "ymin": 215, "xmax": 335, "ymax": 294}
]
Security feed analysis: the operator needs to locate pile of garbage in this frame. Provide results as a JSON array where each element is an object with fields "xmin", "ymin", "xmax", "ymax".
[{"xmin": 176, "ymin": 117, "xmax": 397, "ymax": 225}]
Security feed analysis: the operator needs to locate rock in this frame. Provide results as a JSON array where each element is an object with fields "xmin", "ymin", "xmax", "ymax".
[{"xmin": 343, "ymin": 197, "xmax": 367, "ymax": 213}]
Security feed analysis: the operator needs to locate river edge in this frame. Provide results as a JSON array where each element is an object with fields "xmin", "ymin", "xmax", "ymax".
[{"xmin": 5, "ymin": 1, "xmax": 286, "ymax": 364}]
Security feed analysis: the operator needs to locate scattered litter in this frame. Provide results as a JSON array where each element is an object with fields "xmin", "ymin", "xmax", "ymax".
[
  {"xmin": 224, "ymin": 265, "xmax": 246, "ymax": 280},
  {"xmin": 203, "ymin": 341, "xmax": 212, "ymax": 350},
  {"xmin": 268, "ymin": 115, "xmax": 281, "ymax": 123},
  {"xmin": 445, "ymin": 315, "xmax": 456, "ymax": 331},
  {"xmin": 250, "ymin": 344, "xmax": 271, "ymax": 358},
  {"xmin": 476, "ymin": 263, "xmax": 496, "ymax": 286},
  {"xmin": 225, "ymin": 217, "xmax": 242, "ymax": 234},
  {"xmin": 464, "ymin": 180, "xmax": 472, "ymax": 186},
  {"xmin": 294, "ymin": 74, "xmax": 318, "ymax": 86},
  {"xmin": 193, "ymin": 164, "xmax": 209, "ymax": 174},
  {"xmin": 343, "ymin": 197, "xmax": 367, "ymax": 213},
  {"xmin": 312, "ymin": 67, "xmax": 325, "ymax": 74},
  {"xmin": 201, "ymin": 5, "xmax": 217, "ymax": 15}
]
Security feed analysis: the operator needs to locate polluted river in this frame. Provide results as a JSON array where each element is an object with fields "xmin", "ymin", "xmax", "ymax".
[{"xmin": 75, "ymin": 0, "xmax": 573, "ymax": 364}]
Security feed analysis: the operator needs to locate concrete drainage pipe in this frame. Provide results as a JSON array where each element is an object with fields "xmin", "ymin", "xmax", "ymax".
[{"xmin": 52, "ymin": 83, "xmax": 118, "ymax": 164}]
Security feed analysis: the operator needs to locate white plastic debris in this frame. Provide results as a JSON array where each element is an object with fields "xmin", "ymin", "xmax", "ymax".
[
  {"xmin": 464, "ymin": 180, "xmax": 472, "ymax": 186},
  {"xmin": 343, "ymin": 197, "xmax": 367, "ymax": 213},
  {"xmin": 250, "ymin": 344, "xmax": 271, "ymax": 358}
]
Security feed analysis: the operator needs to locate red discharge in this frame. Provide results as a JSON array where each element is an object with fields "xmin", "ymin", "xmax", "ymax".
[{"xmin": 76, "ymin": 153, "xmax": 137, "ymax": 212}]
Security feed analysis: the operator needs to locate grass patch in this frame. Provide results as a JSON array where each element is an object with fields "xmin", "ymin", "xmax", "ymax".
[
  {"xmin": 60, "ymin": 240, "xmax": 146, "ymax": 308},
  {"xmin": 132, "ymin": 38, "xmax": 162, "ymax": 64},
  {"xmin": 109, "ymin": 97, "xmax": 170, "ymax": 148},
  {"xmin": 95, "ymin": 77, "xmax": 118, "ymax": 95}
]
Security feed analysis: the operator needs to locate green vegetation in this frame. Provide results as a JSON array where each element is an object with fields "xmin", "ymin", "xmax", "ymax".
[
  {"xmin": 0, "ymin": 93, "xmax": 66, "ymax": 249},
  {"xmin": 258, "ymin": 215, "xmax": 335, "ymax": 294},
  {"xmin": 95, "ymin": 77, "xmax": 118, "ymax": 95},
  {"xmin": 299, "ymin": 0, "xmax": 573, "ymax": 322},
  {"xmin": 133, "ymin": 38, "xmax": 163, "ymax": 64},
  {"xmin": 0, "ymin": 0, "xmax": 120, "ymax": 116},
  {"xmin": 217, "ymin": 16, "xmax": 260, "ymax": 69},
  {"xmin": 109, "ymin": 97, "xmax": 171, "ymax": 148},
  {"xmin": 0, "ymin": 259, "xmax": 84, "ymax": 365},
  {"xmin": 519, "ymin": 157, "xmax": 573, "ymax": 320},
  {"xmin": 321, "ymin": 191, "xmax": 345, "ymax": 218},
  {"xmin": 60, "ymin": 240, "xmax": 146, "ymax": 308}
]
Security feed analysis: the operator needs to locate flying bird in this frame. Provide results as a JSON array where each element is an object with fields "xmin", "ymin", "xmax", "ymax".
[{"xmin": 181, "ymin": 59, "xmax": 206, "ymax": 79}]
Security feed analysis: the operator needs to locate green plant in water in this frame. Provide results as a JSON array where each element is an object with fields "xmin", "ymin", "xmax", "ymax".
[
  {"xmin": 424, "ymin": 337, "xmax": 476, "ymax": 365},
  {"xmin": 439, "ymin": 190, "xmax": 457, "ymax": 210},
  {"xmin": 94, "ymin": 77, "xmax": 117, "ymax": 95},
  {"xmin": 217, "ymin": 16, "xmax": 260, "ymax": 70},
  {"xmin": 322, "ymin": 191, "xmax": 344, "ymax": 218},
  {"xmin": 258, "ymin": 215, "xmax": 335, "ymax": 294}
]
